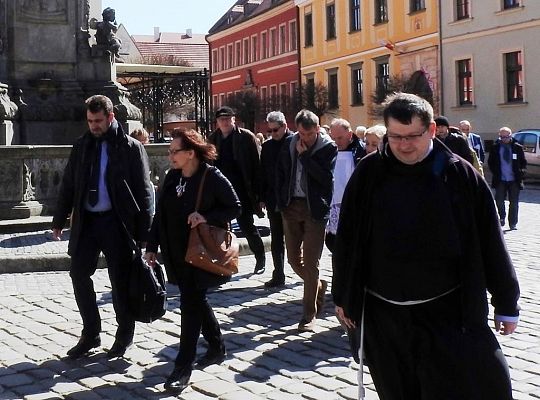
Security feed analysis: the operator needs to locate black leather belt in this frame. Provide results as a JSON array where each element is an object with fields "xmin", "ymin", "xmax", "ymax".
[{"xmin": 291, "ymin": 197, "xmax": 306, "ymax": 201}]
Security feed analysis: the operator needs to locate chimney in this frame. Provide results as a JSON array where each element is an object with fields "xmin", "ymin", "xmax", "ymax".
[
  {"xmin": 154, "ymin": 26, "xmax": 160, "ymax": 42},
  {"xmin": 185, "ymin": 28, "xmax": 192, "ymax": 38}
]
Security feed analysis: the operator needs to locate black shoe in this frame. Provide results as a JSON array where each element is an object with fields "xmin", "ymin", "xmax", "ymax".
[
  {"xmin": 500, "ymin": 219, "xmax": 505, "ymax": 226},
  {"xmin": 264, "ymin": 278, "xmax": 285, "ymax": 288},
  {"xmin": 164, "ymin": 365, "xmax": 192, "ymax": 393},
  {"xmin": 195, "ymin": 348, "xmax": 226, "ymax": 369},
  {"xmin": 67, "ymin": 335, "xmax": 101, "ymax": 359},
  {"xmin": 253, "ymin": 259, "xmax": 265, "ymax": 275},
  {"xmin": 316, "ymin": 279, "xmax": 328, "ymax": 316},
  {"xmin": 106, "ymin": 338, "xmax": 133, "ymax": 358},
  {"xmin": 510, "ymin": 225, "xmax": 517, "ymax": 230}
]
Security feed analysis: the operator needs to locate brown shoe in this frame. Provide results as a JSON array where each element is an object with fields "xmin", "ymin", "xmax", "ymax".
[
  {"xmin": 316, "ymin": 280, "xmax": 328, "ymax": 316},
  {"xmin": 298, "ymin": 318, "xmax": 316, "ymax": 332}
]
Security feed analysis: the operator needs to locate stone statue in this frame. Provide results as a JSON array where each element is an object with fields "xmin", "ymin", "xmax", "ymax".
[{"xmin": 89, "ymin": 7, "xmax": 122, "ymax": 59}]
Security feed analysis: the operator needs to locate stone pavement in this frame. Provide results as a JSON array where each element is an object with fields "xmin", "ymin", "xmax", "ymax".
[{"xmin": 0, "ymin": 188, "xmax": 540, "ymax": 399}]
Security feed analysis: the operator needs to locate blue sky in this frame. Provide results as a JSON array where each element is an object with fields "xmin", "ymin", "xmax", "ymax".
[{"xmin": 102, "ymin": 0, "xmax": 235, "ymax": 35}]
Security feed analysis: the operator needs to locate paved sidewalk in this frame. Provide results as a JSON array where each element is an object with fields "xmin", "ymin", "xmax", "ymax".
[
  {"xmin": 0, "ymin": 189, "xmax": 539, "ymax": 399},
  {"xmin": 0, "ymin": 217, "xmax": 271, "ymax": 274}
]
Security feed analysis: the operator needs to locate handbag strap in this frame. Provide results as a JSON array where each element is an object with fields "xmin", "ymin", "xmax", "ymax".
[{"xmin": 194, "ymin": 166, "xmax": 210, "ymax": 212}]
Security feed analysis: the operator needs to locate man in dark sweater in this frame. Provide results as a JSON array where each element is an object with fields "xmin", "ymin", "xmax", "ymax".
[
  {"xmin": 435, "ymin": 115, "xmax": 474, "ymax": 164},
  {"xmin": 333, "ymin": 93, "xmax": 520, "ymax": 399},
  {"xmin": 260, "ymin": 111, "xmax": 293, "ymax": 288}
]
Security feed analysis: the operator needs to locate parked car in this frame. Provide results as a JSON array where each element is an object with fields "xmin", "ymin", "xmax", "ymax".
[{"xmin": 513, "ymin": 129, "xmax": 540, "ymax": 179}]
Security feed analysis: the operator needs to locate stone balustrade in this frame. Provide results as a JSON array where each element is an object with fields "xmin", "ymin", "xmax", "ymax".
[{"xmin": 0, "ymin": 144, "xmax": 169, "ymax": 219}]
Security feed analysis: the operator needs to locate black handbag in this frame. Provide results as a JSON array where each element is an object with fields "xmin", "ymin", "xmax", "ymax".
[{"xmin": 128, "ymin": 250, "xmax": 167, "ymax": 323}]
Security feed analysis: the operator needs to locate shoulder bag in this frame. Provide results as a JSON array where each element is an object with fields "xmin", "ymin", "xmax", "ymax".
[{"xmin": 185, "ymin": 167, "xmax": 239, "ymax": 276}]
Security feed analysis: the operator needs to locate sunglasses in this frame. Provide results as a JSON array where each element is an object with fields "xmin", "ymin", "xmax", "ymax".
[
  {"xmin": 168, "ymin": 148, "xmax": 189, "ymax": 155},
  {"xmin": 267, "ymin": 127, "xmax": 281, "ymax": 134}
]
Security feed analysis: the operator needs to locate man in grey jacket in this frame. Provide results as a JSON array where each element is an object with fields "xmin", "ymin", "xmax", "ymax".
[{"xmin": 276, "ymin": 109, "xmax": 337, "ymax": 331}]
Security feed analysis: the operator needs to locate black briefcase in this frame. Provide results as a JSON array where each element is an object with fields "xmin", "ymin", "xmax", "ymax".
[{"xmin": 128, "ymin": 252, "xmax": 167, "ymax": 323}]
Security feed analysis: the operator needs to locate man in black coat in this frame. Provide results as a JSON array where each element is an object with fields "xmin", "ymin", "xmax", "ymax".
[
  {"xmin": 260, "ymin": 111, "xmax": 292, "ymax": 288},
  {"xmin": 208, "ymin": 106, "xmax": 266, "ymax": 274},
  {"xmin": 488, "ymin": 127, "xmax": 527, "ymax": 230},
  {"xmin": 333, "ymin": 93, "xmax": 520, "ymax": 399},
  {"xmin": 435, "ymin": 115, "xmax": 474, "ymax": 164},
  {"xmin": 52, "ymin": 95, "xmax": 154, "ymax": 359}
]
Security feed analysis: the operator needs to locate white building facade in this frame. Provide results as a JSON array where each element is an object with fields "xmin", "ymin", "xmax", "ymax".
[{"xmin": 440, "ymin": 0, "xmax": 540, "ymax": 143}]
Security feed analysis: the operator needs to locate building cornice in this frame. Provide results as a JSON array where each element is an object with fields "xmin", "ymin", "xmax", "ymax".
[
  {"xmin": 442, "ymin": 18, "xmax": 540, "ymax": 44},
  {"xmin": 300, "ymin": 33, "xmax": 438, "ymax": 70}
]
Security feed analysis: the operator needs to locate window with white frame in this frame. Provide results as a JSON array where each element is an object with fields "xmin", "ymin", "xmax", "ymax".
[
  {"xmin": 261, "ymin": 31, "xmax": 268, "ymax": 59},
  {"xmin": 503, "ymin": 0, "xmax": 520, "ymax": 10},
  {"xmin": 279, "ymin": 24, "xmax": 287, "ymax": 54},
  {"xmin": 227, "ymin": 44, "xmax": 233, "ymax": 68},
  {"xmin": 270, "ymin": 28, "xmax": 278, "ymax": 57},
  {"xmin": 251, "ymin": 35, "xmax": 258, "ymax": 62},
  {"xmin": 327, "ymin": 68, "xmax": 339, "ymax": 109},
  {"xmin": 504, "ymin": 51, "xmax": 523, "ymax": 102},
  {"xmin": 326, "ymin": 3, "xmax": 336, "ymax": 40},
  {"xmin": 456, "ymin": 58, "xmax": 473, "ymax": 105},
  {"xmin": 219, "ymin": 47, "xmax": 225, "ymax": 71},
  {"xmin": 305, "ymin": 12, "xmax": 313, "ymax": 47},
  {"xmin": 410, "ymin": 0, "xmax": 425, "ymax": 12},
  {"xmin": 289, "ymin": 20, "xmax": 297, "ymax": 51},
  {"xmin": 243, "ymin": 38, "xmax": 250, "ymax": 64},
  {"xmin": 456, "ymin": 0, "xmax": 470, "ymax": 20},
  {"xmin": 212, "ymin": 49, "xmax": 218, "ymax": 72},
  {"xmin": 350, "ymin": 62, "xmax": 363, "ymax": 105},
  {"xmin": 350, "ymin": 0, "xmax": 361, "ymax": 32},
  {"xmin": 235, "ymin": 41, "xmax": 241, "ymax": 66},
  {"xmin": 375, "ymin": 0, "xmax": 388, "ymax": 23}
]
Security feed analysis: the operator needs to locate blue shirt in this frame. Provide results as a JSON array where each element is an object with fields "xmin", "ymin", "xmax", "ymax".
[
  {"xmin": 499, "ymin": 143, "xmax": 515, "ymax": 182},
  {"xmin": 85, "ymin": 141, "xmax": 112, "ymax": 211}
]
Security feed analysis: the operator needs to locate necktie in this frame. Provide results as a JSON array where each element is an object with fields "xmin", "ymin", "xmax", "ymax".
[
  {"xmin": 88, "ymin": 140, "xmax": 102, "ymax": 206},
  {"xmin": 503, "ymin": 145, "xmax": 511, "ymax": 163}
]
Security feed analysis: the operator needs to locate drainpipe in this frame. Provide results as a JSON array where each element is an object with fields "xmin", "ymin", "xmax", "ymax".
[{"xmin": 438, "ymin": 0, "xmax": 444, "ymax": 114}]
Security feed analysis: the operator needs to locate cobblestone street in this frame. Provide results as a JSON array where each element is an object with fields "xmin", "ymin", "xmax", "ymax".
[{"xmin": 0, "ymin": 188, "xmax": 539, "ymax": 399}]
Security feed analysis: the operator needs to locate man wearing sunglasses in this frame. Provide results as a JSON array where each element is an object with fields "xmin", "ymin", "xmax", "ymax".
[
  {"xmin": 487, "ymin": 127, "xmax": 527, "ymax": 230},
  {"xmin": 333, "ymin": 92, "xmax": 520, "ymax": 399},
  {"xmin": 259, "ymin": 111, "xmax": 293, "ymax": 288}
]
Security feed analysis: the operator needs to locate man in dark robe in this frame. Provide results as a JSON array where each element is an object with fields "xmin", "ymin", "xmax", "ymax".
[{"xmin": 333, "ymin": 92, "xmax": 520, "ymax": 399}]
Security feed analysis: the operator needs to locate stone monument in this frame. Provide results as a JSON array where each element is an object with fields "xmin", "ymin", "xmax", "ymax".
[
  {"xmin": 0, "ymin": 0, "xmax": 141, "ymax": 145},
  {"xmin": 0, "ymin": 0, "xmax": 142, "ymax": 219}
]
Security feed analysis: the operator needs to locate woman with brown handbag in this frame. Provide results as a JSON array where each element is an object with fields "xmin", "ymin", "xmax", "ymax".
[{"xmin": 145, "ymin": 128, "xmax": 241, "ymax": 394}]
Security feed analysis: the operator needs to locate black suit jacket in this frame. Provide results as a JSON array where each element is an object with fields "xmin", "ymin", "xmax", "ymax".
[{"xmin": 52, "ymin": 120, "xmax": 154, "ymax": 255}]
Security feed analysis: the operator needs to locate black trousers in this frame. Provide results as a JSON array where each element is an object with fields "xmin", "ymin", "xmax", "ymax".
[
  {"xmin": 325, "ymin": 232, "xmax": 336, "ymax": 253},
  {"xmin": 236, "ymin": 204, "xmax": 265, "ymax": 262},
  {"xmin": 70, "ymin": 211, "xmax": 135, "ymax": 340},
  {"xmin": 363, "ymin": 290, "xmax": 513, "ymax": 400},
  {"xmin": 267, "ymin": 209, "xmax": 285, "ymax": 280},
  {"xmin": 494, "ymin": 181, "xmax": 520, "ymax": 227},
  {"xmin": 175, "ymin": 266, "xmax": 223, "ymax": 368}
]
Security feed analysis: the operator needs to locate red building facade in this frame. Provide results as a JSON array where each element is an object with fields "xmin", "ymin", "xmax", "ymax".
[{"xmin": 207, "ymin": 0, "xmax": 300, "ymax": 133}]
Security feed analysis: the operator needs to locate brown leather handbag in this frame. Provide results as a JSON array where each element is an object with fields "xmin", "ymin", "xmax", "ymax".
[{"xmin": 185, "ymin": 168, "xmax": 239, "ymax": 277}]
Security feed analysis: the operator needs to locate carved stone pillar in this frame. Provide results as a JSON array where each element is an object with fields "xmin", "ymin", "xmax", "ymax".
[
  {"xmin": 0, "ymin": 82, "xmax": 17, "ymax": 145},
  {"xmin": 0, "ymin": 151, "xmax": 43, "ymax": 219}
]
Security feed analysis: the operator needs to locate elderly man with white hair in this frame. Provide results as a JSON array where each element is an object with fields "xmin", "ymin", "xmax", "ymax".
[{"xmin": 459, "ymin": 120, "xmax": 485, "ymax": 163}]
